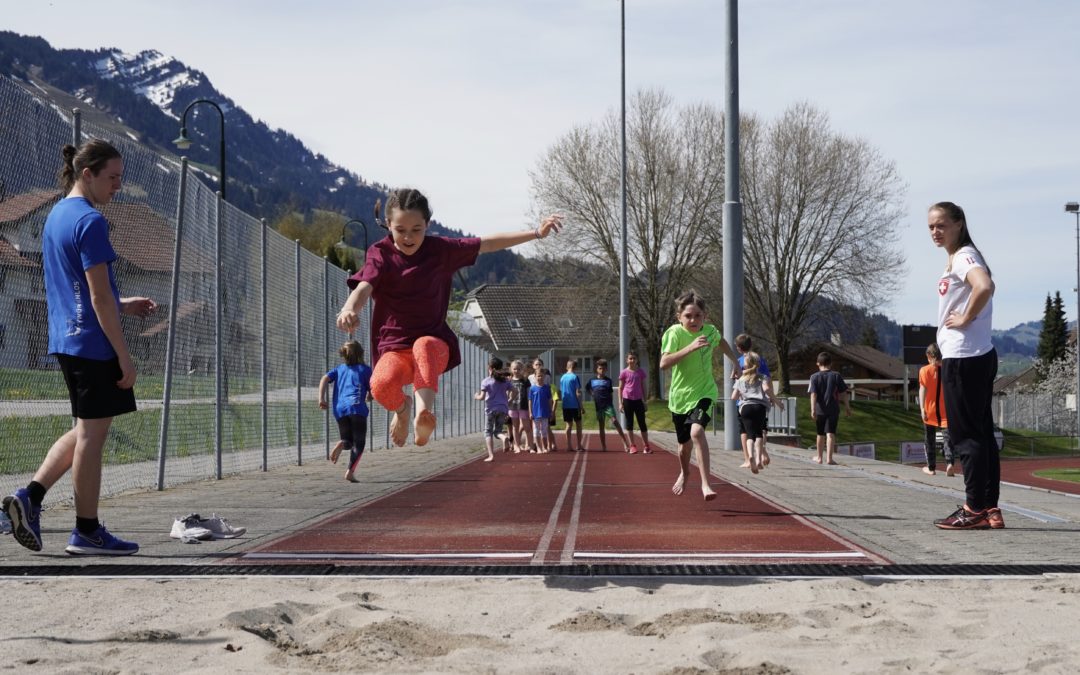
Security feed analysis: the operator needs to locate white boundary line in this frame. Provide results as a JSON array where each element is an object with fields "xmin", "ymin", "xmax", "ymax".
[
  {"xmin": 242, "ymin": 552, "xmax": 533, "ymax": 561},
  {"xmin": 574, "ymin": 551, "xmax": 868, "ymax": 560},
  {"xmin": 560, "ymin": 451, "xmax": 589, "ymax": 564},
  {"xmin": 530, "ymin": 450, "xmax": 583, "ymax": 565}
]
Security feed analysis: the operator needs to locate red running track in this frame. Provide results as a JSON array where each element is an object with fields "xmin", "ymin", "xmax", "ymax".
[
  {"xmin": 242, "ymin": 435, "xmax": 887, "ymax": 566},
  {"xmin": 1001, "ymin": 456, "xmax": 1080, "ymax": 495}
]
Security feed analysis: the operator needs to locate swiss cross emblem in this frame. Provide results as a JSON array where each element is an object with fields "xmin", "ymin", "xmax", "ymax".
[{"xmin": 938, "ymin": 279, "xmax": 949, "ymax": 296}]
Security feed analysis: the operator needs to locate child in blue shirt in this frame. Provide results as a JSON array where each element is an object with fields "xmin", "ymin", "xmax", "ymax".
[
  {"xmin": 529, "ymin": 359, "xmax": 554, "ymax": 453},
  {"xmin": 319, "ymin": 340, "xmax": 373, "ymax": 482},
  {"xmin": 559, "ymin": 360, "xmax": 584, "ymax": 452}
]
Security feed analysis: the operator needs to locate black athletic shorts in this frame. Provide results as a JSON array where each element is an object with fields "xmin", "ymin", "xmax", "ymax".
[
  {"xmin": 562, "ymin": 407, "xmax": 582, "ymax": 423},
  {"xmin": 672, "ymin": 398, "xmax": 712, "ymax": 444},
  {"xmin": 55, "ymin": 353, "xmax": 137, "ymax": 420}
]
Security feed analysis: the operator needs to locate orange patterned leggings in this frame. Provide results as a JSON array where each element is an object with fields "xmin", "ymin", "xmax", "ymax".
[{"xmin": 370, "ymin": 336, "xmax": 450, "ymax": 412}]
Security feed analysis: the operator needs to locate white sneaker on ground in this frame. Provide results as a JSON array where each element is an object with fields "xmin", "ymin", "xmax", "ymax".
[
  {"xmin": 197, "ymin": 513, "xmax": 246, "ymax": 539},
  {"xmin": 170, "ymin": 515, "xmax": 212, "ymax": 540}
]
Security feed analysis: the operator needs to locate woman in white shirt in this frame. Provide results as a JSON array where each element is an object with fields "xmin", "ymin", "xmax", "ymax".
[{"xmin": 928, "ymin": 202, "xmax": 1002, "ymax": 530}]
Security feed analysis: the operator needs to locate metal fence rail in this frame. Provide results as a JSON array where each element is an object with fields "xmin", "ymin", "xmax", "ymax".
[{"xmin": 0, "ymin": 75, "xmax": 485, "ymax": 506}]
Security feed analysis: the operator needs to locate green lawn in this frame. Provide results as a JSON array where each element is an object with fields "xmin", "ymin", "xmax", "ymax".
[
  {"xmin": 0, "ymin": 367, "xmax": 277, "ymax": 400},
  {"xmin": 1033, "ymin": 468, "xmax": 1080, "ymax": 484},
  {"xmin": 0, "ymin": 403, "xmax": 327, "ymax": 474}
]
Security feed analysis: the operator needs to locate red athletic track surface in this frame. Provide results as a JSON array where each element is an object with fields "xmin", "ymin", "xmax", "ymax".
[
  {"xmin": 240, "ymin": 435, "xmax": 887, "ymax": 567},
  {"xmin": 1000, "ymin": 456, "xmax": 1080, "ymax": 495}
]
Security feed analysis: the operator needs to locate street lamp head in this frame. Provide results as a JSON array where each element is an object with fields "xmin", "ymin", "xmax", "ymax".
[
  {"xmin": 1066, "ymin": 202, "xmax": 1080, "ymax": 213},
  {"xmin": 173, "ymin": 127, "xmax": 193, "ymax": 151}
]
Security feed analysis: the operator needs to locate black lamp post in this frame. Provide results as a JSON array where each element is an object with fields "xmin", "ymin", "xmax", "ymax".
[
  {"xmin": 173, "ymin": 98, "xmax": 226, "ymax": 201},
  {"xmin": 334, "ymin": 218, "xmax": 369, "ymax": 273}
]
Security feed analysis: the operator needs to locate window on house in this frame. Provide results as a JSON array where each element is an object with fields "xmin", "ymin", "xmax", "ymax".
[
  {"xmin": 554, "ymin": 317, "xmax": 573, "ymax": 330},
  {"xmin": 574, "ymin": 355, "xmax": 594, "ymax": 376},
  {"xmin": 508, "ymin": 317, "xmax": 523, "ymax": 331}
]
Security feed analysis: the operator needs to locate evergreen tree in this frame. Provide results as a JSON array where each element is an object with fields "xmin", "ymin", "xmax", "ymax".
[
  {"xmin": 1037, "ymin": 291, "xmax": 1069, "ymax": 379},
  {"xmin": 860, "ymin": 323, "xmax": 881, "ymax": 350}
]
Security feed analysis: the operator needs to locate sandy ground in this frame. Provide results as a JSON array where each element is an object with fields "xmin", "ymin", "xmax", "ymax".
[{"xmin": 2, "ymin": 575, "xmax": 1079, "ymax": 674}]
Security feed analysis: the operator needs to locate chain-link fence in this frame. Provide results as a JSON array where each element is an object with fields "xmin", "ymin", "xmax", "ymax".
[
  {"xmin": 0, "ymin": 75, "xmax": 487, "ymax": 506},
  {"xmin": 995, "ymin": 391, "xmax": 1077, "ymax": 438}
]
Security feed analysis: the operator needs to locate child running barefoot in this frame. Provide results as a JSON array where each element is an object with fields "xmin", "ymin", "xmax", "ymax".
[
  {"xmin": 617, "ymin": 351, "xmax": 650, "ymax": 454},
  {"xmin": 528, "ymin": 360, "xmax": 554, "ymax": 453},
  {"xmin": 507, "ymin": 360, "xmax": 534, "ymax": 453},
  {"xmin": 659, "ymin": 290, "xmax": 740, "ymax": 501},
  {"xmin": 336, "ymin": 189, "xmax": 562, "ymax": 447},
  {"xmin": 587, "ymin": 359, "xmax": 631, "ymax": 452},
  {"xmin": 733, "ymin": 333, "xmax": 773, "ymax": 468},
  {"xmin": 731, "ymin": 352, "xmax": 784, "ymax": 474},
  {"xmin": 318, "ymin": 340, "xmax": 373, "ymax": 482},
  {"xmin": 475, "ymin": 357, "xmax": 513, "ymax": 462}
]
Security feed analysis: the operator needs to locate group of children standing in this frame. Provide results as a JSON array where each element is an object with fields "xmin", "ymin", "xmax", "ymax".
[{"xmin": 475, "ymin": 354, "xmax": 652, "ymax": 461}]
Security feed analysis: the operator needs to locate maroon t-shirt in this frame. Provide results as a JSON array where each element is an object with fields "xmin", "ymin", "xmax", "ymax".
[{"xmin": 347, "ymin": 234, "xmax": 480, "ymax": 372}]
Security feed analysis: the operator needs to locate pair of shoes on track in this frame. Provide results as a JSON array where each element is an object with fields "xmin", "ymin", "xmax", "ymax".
[
  {"xmin": 170, "ymin": 513, "xmax": 247, "ymax": 541},
  {"xmin": 5, "ymin": 489, "xmax": 138, "ymax": 555},
  {"xmin": 934, "ymin": 505, "xmax": 1005, "ymax": 530}
]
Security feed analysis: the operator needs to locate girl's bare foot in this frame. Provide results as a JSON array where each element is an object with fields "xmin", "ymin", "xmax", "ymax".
[
  {"xmin": 390, "ymin": 400, "xmax": 411, "ymax": 447},
  {"xmin": 946, "ymin": 463, "xmax": 956, "ymax": 476},
  {"xmin": 414, "ymin": 409, "xmax": 436, "ymax": 446},
  {"xmin": 702, "ymin": 487, "xmax": 717, "ymax": 501},
  {"xmin": 812, "ymin": 456, "xmax": 822, "ymax": 464},
  {"xmin": 739, "ymin": 461, "xmax": 752, "ymax": 469},
  {"xmin": 826, "ymin": 459, "xmax": 838, "ymax": 465},
  {"xmin": 762, "ymin": 453, "xmax": 771, "ymax": 466},
  {"xmin": 330, "ymin": 442, "xmax": 344, "ymax": 464},
  {"xmin": 484, "ymin": 454, "xmax": 494, "ymax": 462},
  {"xmin": 672, "ymin": 473, "xmax": 686, "ymax": 496},
  {"xmin": 345, "ymin": 471, "xmax": 360, "ymax": 483},
  {"xmin": 750, "ymin": 461, "xmax": 759, "ymax": 474},
  {"xmin": 922, "ymin": 466, "xmax": 936, "ymax": 475}
]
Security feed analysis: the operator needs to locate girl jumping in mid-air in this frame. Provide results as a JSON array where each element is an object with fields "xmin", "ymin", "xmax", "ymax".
[
  {"xmin": 659, "ymin": 290, "xmax": 739, "ymax": 501},
  {"xmin": 319, "ymin": 340, "xmax": 373, "ymax": 482},
  {"xmin": 336, "ymin": 188, "xmax": 562, "ymax": 447}
]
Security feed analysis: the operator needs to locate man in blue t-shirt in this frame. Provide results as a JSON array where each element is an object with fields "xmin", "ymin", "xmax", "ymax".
[{"xmin": 559, "ymin": 360, "xmax": 583, "ymax": 452}]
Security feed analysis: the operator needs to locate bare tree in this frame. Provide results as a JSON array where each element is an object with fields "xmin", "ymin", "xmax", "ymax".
[
  {"xmin": 740, "ymin": 102, "xmax": 907, "ymax": 392},
  {"xmin": 530, "ymin": 89, "xmax": 726, "ymax": 397}
]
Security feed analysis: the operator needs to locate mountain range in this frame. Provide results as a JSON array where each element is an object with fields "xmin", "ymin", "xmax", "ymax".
[{"xmin": 0, "ymin": 31, "xmax": 1040, "ymax": 370}]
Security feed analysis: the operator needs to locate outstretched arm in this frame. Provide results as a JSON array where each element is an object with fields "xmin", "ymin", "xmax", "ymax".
[
  {"xmin": 337, "ymin": 281, "xmax": 373, "ymax": 333},
  {"xmin": 478, "ymin": 214, "xmax": 563, "ymax": 253}
]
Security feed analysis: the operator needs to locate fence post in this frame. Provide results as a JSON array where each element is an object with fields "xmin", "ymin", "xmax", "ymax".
[
  {"xmin": 261, "ymin": 218, "xmax": 268, "ymax": 471},
  {"xmin": 215, "ymin": 191, "xmax": 223, "ymax": 480},
  {"xmin": 324, "ymin": 256, "xmax": 330, "ymax": 459},
  {"xmin": 72, "ymin": 107, "xmax": 81, "ymax": 146},
  {"xmin": 156, "ymin": 158, "xmax": 188, "ymax": 490},
  {"xmin": 296, "ymin": 240, "xmax": 302, "ymax": 466}
]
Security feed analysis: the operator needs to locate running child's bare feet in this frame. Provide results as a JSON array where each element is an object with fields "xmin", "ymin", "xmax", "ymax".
[
  {"xmin": 812, "ymin": 456, "xmax": 822, "ymax": 464},
  {"xmin": 345, "ymin": 471, "xmax": 360, "ymax": 483},
  {"xmin": 484, "ymin": 454, "xmax": 495, "ymax": 462},
  {"xmin": 762, "ymin": 452, "xmax": 771, "ymax": 467},
  {"xmin": 330, "ymin": 441, "xmax": 344, "ymax": 464},
  {"xmin": 739, "ymin": 461, "xmax": 752, "ymax": 469},
  {"xmin": 390, "ymin": 400, "xmax": 411, "ymax": 447},
  {"xmin": 672, "ymin": 473, "xmax": 686, "ymax": 496},
  {"xmin": 922, "ymin": 466, "xmax": 936, "ymax": 475},
  {"xmin": 750, "ymin": 460, "xmax": 759, "ymax": 475},
  {"xmin": 826, "ymin": 459, "xmax": 838, "ymax": 465},
  {"xmin": 702, "ymin": 486, "xmax": 717, "ymax": 501},
  {"xmin": 414, "ymin": 409, "xmax": 436, "ymax": 446}
]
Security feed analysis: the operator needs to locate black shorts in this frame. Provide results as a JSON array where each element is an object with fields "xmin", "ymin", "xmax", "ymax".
[
  {"xmin": 336, "ymin": 414, "xmax": 368, "ymax": 451},
  {"xmin": 739, "ymin": 402, "xmax": 768, "ymax": 440},
  {"xmin": 671, "ymin": 398, "xmax": 712, "ymax": 444},
  {"xmin": 55, "ymin": 353, "xmax": 137, "ymax": 420},
  {"xmin": 563, "ymin": 407, "xmax": 582, "ymax": 423},
  {"xmin": 815, "ymin": 413, "xmax": 840, "ymax": 435}
]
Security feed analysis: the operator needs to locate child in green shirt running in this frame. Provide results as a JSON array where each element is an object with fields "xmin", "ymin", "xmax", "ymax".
[{"xmin": 659, "ymin": 290, "xmax": 740, "ymax": 501}]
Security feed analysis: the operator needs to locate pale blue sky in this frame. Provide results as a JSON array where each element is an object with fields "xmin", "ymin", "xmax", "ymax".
[{"xmin": 7, "ymin": 0, "xmax": 1080, "ymax": 330}]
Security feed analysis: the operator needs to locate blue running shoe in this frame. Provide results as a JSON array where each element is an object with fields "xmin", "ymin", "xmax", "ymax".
[
  {"xmin": 65, "ymin": 523, "xmax": 138, "ymax": 556},
  {"xmin": 4, "ymin": 489, "xmax": 42, "ymax": 551}
]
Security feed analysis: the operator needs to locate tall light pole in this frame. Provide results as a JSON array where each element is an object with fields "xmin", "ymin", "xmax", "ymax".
[
  {"xmin": 334, "ymin": 218, "xmax": 369, "ymax": 273},
  {"xmin": 173, "ymin": 99, "xmax": 226, "ymax": 200},
  {"xmin": 722, "ymin": 0, "xmax": 745, "ymax": 452},
  {"xmin": 618, "ymin": 0, "xmax": 629, "ymax": 381},
  {"xmin": 173, "ymin": 98, "xmax": 227, "ymax": 477},
  {"xmin": 1066, "ymin": 201, "xmax": 1080, "ymax": 443}
]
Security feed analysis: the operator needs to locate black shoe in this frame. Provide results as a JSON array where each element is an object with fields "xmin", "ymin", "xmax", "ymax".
[{"xmin": 934, "ymin": 505, "xmax": 990, "ymax": 530}]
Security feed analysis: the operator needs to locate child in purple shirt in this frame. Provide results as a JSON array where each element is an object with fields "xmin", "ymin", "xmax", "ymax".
[{"xmin": 475, "ymin": 357, "xmax": 513, "ymax": 462}]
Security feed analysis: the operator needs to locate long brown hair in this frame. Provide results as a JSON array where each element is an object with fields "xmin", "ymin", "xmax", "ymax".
[
  {"xmin": 931, "ymin": 201, "xmax": 992, "ymax": 277},
  {"xmin": 58, "ymin": 140, "xmax": 122, "ymax": 194}
]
